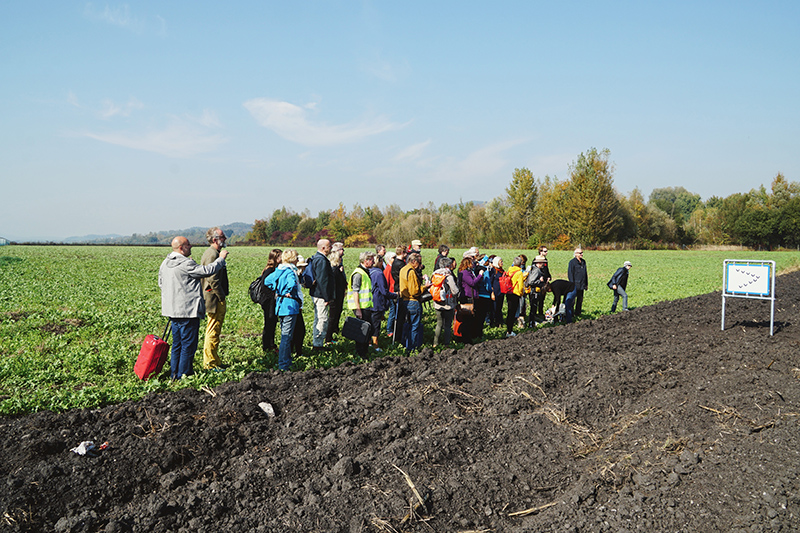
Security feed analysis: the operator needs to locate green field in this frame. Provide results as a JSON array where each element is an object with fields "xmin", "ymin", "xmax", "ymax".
[{"xmin": 1, "ymin": 245, "xmax": 798, "ymax": 416}]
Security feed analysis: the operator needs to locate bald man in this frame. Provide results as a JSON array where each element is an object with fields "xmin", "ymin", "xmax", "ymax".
[{"xmin": 159, "ymin": 236, "xmax": 228, "ymax": 379}]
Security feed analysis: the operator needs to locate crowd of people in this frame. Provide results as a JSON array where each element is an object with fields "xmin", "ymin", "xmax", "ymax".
[{"xmin": 158, "ymin": 231, "xmax": 633, "ymax": 376}]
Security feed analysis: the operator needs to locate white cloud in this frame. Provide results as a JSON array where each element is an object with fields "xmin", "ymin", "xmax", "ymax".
[
  {"xmin": 195, "ymin": 109, "xmax": 221, "ymax": 128},
  {"xmin": 99, "ymin": 97, "xmax": 144, "ymax": 119},
  {"xmin": 84, "ymin": 3, "xmax": 165, "ymax": 36},
  {"xmin": 85, "ymin": 117, "xmax": 226, "ymax": 158},
  {"xmin": 243, "ymin": 98, "xmax": 404, "ymax": 146},
  {"xmin": 393, "ymin": 139, "xmax": 432, "ymax": 162},
  {"xmin": 431, "ymin": 139, "xmax": 530, "ymax": 184}
]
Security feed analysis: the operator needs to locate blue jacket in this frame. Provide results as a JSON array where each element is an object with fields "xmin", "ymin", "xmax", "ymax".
[
  {"xmin": 265, "ymin": 264, "xmax": 302, "ymax": 316},
  {"xmin": 369, "ymin": 266, "xmax": 395, "ymax": 312},
  {"xmin": 477, "ymin": 264, "xmax": 493, "ymax": 299}
]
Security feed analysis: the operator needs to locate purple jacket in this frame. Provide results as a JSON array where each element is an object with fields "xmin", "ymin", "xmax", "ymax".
[{"xmin": 458, "ymin": 269, "xmax": 483, "ymax": 300}]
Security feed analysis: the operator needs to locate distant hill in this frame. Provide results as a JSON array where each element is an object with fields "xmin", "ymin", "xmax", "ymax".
[
  {"xmin": 63, "ymin": 222, "xmax": 253, "ymax": 245},
  {"xmin": 63, "ymin": 233, "xmax": 124, "ymax": 244}
]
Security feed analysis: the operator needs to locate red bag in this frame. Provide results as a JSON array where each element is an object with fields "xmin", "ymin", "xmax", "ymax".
[
  {"xmin": 499, "ymin": 272, "xmax": 514, "ymax": 294},
  {"xmin": 135, "ymin": 321, "xmax": 171, "ymax": 380}
]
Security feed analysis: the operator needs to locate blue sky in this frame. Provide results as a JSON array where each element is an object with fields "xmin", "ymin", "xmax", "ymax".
[{"xmin": 2, "ymin": 1, "xmax": 798, "ymax": 241}]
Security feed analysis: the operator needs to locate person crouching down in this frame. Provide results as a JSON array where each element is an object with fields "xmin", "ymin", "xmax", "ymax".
[{"xmin": 609, "ymin": 261, "xmax": 632, "ymax": 312}]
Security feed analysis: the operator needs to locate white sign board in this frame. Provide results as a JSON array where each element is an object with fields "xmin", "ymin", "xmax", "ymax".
[
  {"xmin": 724, "ymin": 262, "xmax": 772, "ymax": 297},
  {"xmin": 721, "ymin": 260, "xmax": 776, "ymax": 335}
]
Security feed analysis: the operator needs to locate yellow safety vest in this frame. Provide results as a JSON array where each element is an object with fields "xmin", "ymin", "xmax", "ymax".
[{"xmin": 347, "ymin": 266, "xmax": 373, "ymax": 309}]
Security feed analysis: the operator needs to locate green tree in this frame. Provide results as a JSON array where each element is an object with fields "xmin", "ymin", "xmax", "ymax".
[
  {"xmin": 562, "ymin": 148, "xmax": 622, "ymax": 245},
  {"xmin": 649, "ymin": 187, "xmax": 701, "ymax": 226},
  {"xmin": 779, "ymin": 197, "xmax": 800, "ymax": 247},
  {"xmin": 505, "ymin": 167, "xmax": 538, "ymax": 245},
  {"xmin": 531, "ymin": 176, "xmax": 570, "ymax": 244}
]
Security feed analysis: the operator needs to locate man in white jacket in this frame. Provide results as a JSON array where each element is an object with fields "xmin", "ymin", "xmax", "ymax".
[{"xmin": 159, "ymin": 236, "xmax": 228, "ymax": 379}]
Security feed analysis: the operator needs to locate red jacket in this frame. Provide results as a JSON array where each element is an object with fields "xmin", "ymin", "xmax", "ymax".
[{"xmin": 384, "ymin": 263, "xmax": 395, "ymax": 292}]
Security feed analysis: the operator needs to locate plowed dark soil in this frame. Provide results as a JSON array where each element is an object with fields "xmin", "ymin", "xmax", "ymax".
[{"xmin": 2, "ymin": 272, "xmax": 800, "ymax": 532}]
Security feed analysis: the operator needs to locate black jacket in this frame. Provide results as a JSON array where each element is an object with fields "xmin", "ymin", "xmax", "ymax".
[
  {"xmin": 608, "ymin": 267, "xmax": 629, "ymax": 291},
  {"xmin": 568, "ymin": 258, "xmax": 588, "ymax": 290},
  {"xmin": 309, "ymin": 251, "xmax": 334, "ymax": 302}
]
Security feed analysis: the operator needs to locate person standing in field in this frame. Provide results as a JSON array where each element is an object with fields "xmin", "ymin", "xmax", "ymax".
[
  {"xmin": 399, "ymin": 252, "xmax": 430, "ymax": 351},
  {"xmin": 490, "ymin": 256, "xmax": 505, "ymax": 327},
  {"xmin": 432, "ymin": 256, "xmax": 459, "ymax": 347},
  {"xmin": 434, "ymin": 244, "xmax": 450, "ymax": 271},
  {"xmin": 568, "ymin": 246, "xmax": 588, "ymax": 317},
  {"xmin": 159, "ymin": 236, "xmax": 228, "ymax": 379},
  {"xmin": 326, "ymin": 242, "xmax": 346, "ymax": 345},
  {"xmin": 369, "ymin": 253, "xmax": 396, "ymax": 351},
  {"xmin": 526, "ymin": 255, "xmax": 548, "ymax": 325},
  {"xmin": 348, "ymin": 251, "xmax": 376, "ymax": 357},
  {"xmin": 456, "ymin": 255, "xmax": 482, "ymax": 343},
  {"xmin": 292, "ymin": 256, "xmax": 309, "ymax": 357},
  {"xmin": 374, "ymin": 244, "xmax": 387, "ymax": 269},
  {"xmin": 533, "ymin": 246, "xmax": 552, "ymax": 320},
  {"xmin": 504, "ymin": 256, "xmax": 526, "ymax": 337},
  {"xmin": 264, "ymin": 249, "xmax": 302, "ymax": 372},
  {"xmin": 260, "ymin": 248, "xmax": 282, "ymax": 353},
  {"xmin": 200, "ymin": 227, "xmax": 229, "ymax": 370},
  {"xmin": 390, "ymin": 245, "xmax": 407, "ymax": 339},
  {"xmin": 609, "ymin": 260, "xmax": 633, "ymax": 312},
  {"xmin": 309, "ymin": 239, "xmax": 333, "ymax": 351}
]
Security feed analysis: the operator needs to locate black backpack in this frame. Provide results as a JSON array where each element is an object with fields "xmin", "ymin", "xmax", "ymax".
[{"xmin": 249, "ymin": 271, "xmax": 273, "ymax": 305}]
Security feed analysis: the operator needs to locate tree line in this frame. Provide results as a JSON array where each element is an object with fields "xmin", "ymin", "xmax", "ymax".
[{"xmin": 246, "ymin": 148, "xmax": 800, "ymax": 250}]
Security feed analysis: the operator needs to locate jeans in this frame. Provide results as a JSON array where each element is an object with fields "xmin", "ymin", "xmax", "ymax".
[
  {"xmin": 564, "ymin": 289, "xmax": 577, "ymax": 323},
  {"xmin": 386, "ymin": 300, "xmax": 397, "ymax": 335},
  {"xmin": 311, "ymin": 297, "xmax": 329, "ymax": 347},
  {"xmin": 278, "ymin": 314, "xmax": 298, "ymax": 371},
  {"xmin": 611, "ymin": 286, "xmax": 628, "ymax": 311},
  {"xmin": 403, "ymin": 300, "xmax": 422, "ymax": 352},
  {"xmin": 170, "ymin": 317, "xmax": 200, "ymax": 379}
]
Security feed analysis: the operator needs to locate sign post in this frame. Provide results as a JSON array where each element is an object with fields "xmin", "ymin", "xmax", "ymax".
[{"xmin": 721, "ymin": 260, "xmax": 776, "ymax": 336}]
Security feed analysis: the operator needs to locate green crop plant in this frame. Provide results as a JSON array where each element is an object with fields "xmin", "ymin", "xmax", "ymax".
[{"xmin": 1, "ymin": 245, "xmax": 799, "ymax": 415}]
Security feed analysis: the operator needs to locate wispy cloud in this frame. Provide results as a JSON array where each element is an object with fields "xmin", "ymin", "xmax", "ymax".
[
  {"xmin": 431, "ymin": 139, "xmax": 530, "ymax": 184},
  {"xmin": 393, "ymin": 139, "xmax": 432, "ymax": 162},
  {"xmin": 84, "ymin": 3, "xmax": 166, "ymax": 36},
  {"xmin": 85, "ymin": 116, "xmax": 226, "ymax": 158},
  {"xmin": 243, "ymin": 98, "xmax": 404, "ymax": 146},
  {"xmin": 100, "ymin": 97, "xmax": 144, "ymax": 119},
  {"xmin": 361, "ymin": 52, "xmax": 410, "ymax": 83}
]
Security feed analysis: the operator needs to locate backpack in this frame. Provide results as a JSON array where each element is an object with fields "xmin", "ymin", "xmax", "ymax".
[
  {"xmin": 249, "ymin": 272, "xmax": 269, "ymax": 305},
  {"xmin": 300, "ymin": 256, "xmax": 316, "ymax": 289},
  {"xmin": 499, "ymin": 271, "xmax": 514, "ymax": 294},
  {"xmin": 429, "ymin": 270, "xmax": 450, "ymax": 302},
  {"xmin": 525, "ymin": 266, "xmax": 546, "ymax": 290}
]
